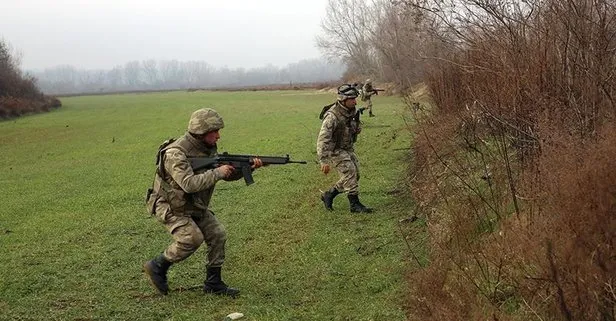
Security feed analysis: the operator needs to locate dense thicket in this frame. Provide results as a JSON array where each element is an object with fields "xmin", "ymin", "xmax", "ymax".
[
  {"xmin": 319, "ymin": 0, "xmax": 616, "ymax": 319},
  {"xmin": 0, "ymin": 40, "xmax": 61, "ymax": 119}
]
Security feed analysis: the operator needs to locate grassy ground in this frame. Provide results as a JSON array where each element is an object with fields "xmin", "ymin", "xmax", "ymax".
[{"xmin": 0, "ymin": 90, "xmax": 416, "ymax": 321}]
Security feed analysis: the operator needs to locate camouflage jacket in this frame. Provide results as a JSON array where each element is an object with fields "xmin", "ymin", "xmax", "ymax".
[
  {"xmin": 147, "ymin": 132, "xmax": 241, "ymax": 217},
  {"xmin": 316, "ymin": 102, "xmax": 358, "ymax": 164},
  {"xmin": 361, "ymin": 83, "xmax": 375, "ymax": 101}
]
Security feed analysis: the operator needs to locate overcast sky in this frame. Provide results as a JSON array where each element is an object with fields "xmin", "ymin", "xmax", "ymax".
[{"xmin": 1, "ymin": 0, "xmax": 331, "ymax": 71}]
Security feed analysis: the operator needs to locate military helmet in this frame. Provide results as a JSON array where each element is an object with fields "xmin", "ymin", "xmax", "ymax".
[
  {"xmin": 365, "ymin": 78, "xmax": 372, "ymax": 84},
  {"xmin": 337, "ymin": 84, "xmax": 360, "ymax": 101},
  {"xmin": 187, "ymin": 108, "xmax": 224, "ymax": 134}
]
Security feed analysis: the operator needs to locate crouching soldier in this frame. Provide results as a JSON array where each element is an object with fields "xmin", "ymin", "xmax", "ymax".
[{"xmin": 144, "ymin": 108, "xmax": 263, "ymax": 297}]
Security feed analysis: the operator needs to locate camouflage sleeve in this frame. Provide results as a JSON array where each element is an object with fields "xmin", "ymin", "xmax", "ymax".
[
  {"xmin": 163, "ymin": 148, "xmax": 221, "ymax": 193},
  {"xmin": 316, "ymin": 113, "xmax": 337, "ymax": 164}
]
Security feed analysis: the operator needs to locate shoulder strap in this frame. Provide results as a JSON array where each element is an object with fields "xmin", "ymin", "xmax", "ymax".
[
  {"xmin": 155, "ymin": 138, "xmax": 189, "ymax": 177},
  {"xmin": 155, "ymin": 138, "xmax": 176, "ymax": 166},
  {"xmin": 319, "ymin": 102, "xmax": 336, "ymax": 120},
  {"xmin": 326, "ymin": 103, "xmax": 344, "ymax": 122}
]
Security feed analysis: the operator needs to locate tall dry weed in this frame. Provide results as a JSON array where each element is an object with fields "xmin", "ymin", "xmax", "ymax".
[{"xmin": 401, "ymin": 0, "xmax": 616, "ymax": 320}]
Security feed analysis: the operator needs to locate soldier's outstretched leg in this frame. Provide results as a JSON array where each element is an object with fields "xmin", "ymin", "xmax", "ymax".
[
  {"xmin": 321, "ymin": 187, "xmax": 341, "ymax": 211},
  {"xmin": 348, "ymin": 194, "xmax": 373, "ymax": 213},
  {"xmin": 203, "ymin": 266, "xmax": 240, "ymax": 298},
  {"xmin": 367, "ymin": 100, "xmax": 374, "ymax": 117},
  {"xmin": 144, "ymin": 253, "xmax": 173, "ymax": 295}
]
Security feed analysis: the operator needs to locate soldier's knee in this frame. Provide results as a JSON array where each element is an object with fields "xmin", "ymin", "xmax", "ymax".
[
  {"xmin": 176, "ymin": 228, "xmax": 204, "ymax": 248},
  {"xmin": 211, "ymin": 227, "xmax": 227, "ymax": 243},
  {"xmin": 202, "ymin": 223, "xmax": 227, "ymax": 246},
  {"xmin": 192, "ymin": 230, "xmax": 205, "ymax": 245}
]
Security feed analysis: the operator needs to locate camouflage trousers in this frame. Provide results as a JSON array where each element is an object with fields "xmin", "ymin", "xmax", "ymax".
[
  {"xmin": 154, "ymin": 201, "xmax": 226, "ymax": 267},
  {"xmin": 364, "ymin": 98, "xmax": 373, "ymax": 114},
  {"xmin": 331, "ymin": 150, "xmax": 360, "ymax": 195}
]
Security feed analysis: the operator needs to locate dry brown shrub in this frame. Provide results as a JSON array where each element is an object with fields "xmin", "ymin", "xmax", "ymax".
[
  {"xmin": 402, "ymin": 1, "xmax": 616, "ymax": 318},
  {"xmin": 507, "ymin": 122, "xmax": 616, "ymax": 320},
  {"xmin": 0, "ymin": 39, "xmax": 61, "ymax": 119},
  {"xmin": 0, "ymin": 96, "xmax": 62, "ymax": 119},
  {"xmin": 406, "ymin": 97, "xmax": 525, "ymax": 319}
]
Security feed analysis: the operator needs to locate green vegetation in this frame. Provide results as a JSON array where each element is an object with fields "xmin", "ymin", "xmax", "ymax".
[{"xmin": 0, "ymin": 90, "xmax": 415, "ymax": 320}]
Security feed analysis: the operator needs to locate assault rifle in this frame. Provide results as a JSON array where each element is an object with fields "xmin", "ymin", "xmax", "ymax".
[
  {"xmin": 188, "ymin": 152, "xmax": 307, "ymax": 185},
  {"xmin": 373, "ymin": 89, "xmax": 385, "ymax": 95}
]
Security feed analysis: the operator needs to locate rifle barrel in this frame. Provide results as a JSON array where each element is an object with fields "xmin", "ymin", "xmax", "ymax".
[{"xmin": 288, "ymin": 160, "xmax": 308, "ymax": 164}]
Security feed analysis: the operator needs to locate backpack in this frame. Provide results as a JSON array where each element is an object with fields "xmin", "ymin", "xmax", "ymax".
[
  {"xmin": 145, "ymin": 138, "xmax": 177, "ymax": 213},
  {"xmin": 319, "ymin": 102, "xmax": 336, "ymax": 120}
]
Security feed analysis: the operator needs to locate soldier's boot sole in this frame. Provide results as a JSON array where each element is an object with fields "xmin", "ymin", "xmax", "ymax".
[{"xmin": 204, "ymin": 285, "xmax": 240, "ymax": 298}]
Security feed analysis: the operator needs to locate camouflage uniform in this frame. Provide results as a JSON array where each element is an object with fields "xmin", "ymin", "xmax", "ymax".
[
  {"xmin": 148, "ymin": 132, "xmax": 241, "ymax": 265},
  {"xmin": 144, "ymin": 108, "xmax": 243, "ymax": 296},
  {"xmin": 317, "ymin": 101, "xmax": 361, "ymax": 195},
  {"xmin": 318, "ymin": 84, "xmax": 372, "ymax": 213},
  {"xmin": 361, "ymin": 81, "xmax": 376, "ymax": 116}
]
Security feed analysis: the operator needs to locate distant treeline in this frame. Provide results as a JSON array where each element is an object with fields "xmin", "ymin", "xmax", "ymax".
[
  {"xmin": 0, "ymin": 40, "xmax": 61, "ymax": 119},
  {"xmin": 31, "ymin": 59, "xmax": 346, "ymax": 96}
]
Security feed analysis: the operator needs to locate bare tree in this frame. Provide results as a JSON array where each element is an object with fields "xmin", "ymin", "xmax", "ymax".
[
  {"xmin": 371, "ymin": 1, "xmax": 429, "ymax": 88},
  {"xmin": 124, "ymin": 61, "xmax": 142, "ymax": 89},
  {"xmin": 316, "ymin": 0, "xmax": 383, "ymax": 78},
  {"xmin": 142, "ymin": 59, "xmax": 160, "ymax": 89}
]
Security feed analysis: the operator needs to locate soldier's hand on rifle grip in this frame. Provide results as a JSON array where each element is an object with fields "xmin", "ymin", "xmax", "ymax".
[
  {"xmin": 216, "ymin": 165, "xmax": 235, "ymax": 178},
  {"xmin": 251, "ymin": 158, "xmax": 264, "ymax": 169},
  {"xmin": 321, "ymin": 164, "xmax": 330, "ymax": 175}
]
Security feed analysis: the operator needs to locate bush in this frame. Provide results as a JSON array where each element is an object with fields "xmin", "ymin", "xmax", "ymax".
[
  {"xmin": 0, "ymin": 39, "xmax": 61, "ymax": 119},
  {"xmin": 403, "ymin": 0, "xmax": 616, "ymax": 320}
]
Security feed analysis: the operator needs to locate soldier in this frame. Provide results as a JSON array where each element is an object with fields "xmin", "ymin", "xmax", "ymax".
[
  {"xmin": 317, "ymin": 84, "xmax": 373, "ymax": 213},
  {"xmin": 143, "ymin": 108, "xmax": 263, "ymax": 297},
  {"xmin": 361, "ymin": 79, "xmax": 377, "ymax": 117}
]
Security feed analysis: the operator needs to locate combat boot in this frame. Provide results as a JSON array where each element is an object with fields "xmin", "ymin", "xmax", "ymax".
[
  {"xmin": 348, "ymin": 194, "xmax": 373, "ymax": 213},
  {"xmin": 203, "ymin": 266, "xmax": 240, "ymax": 298},
  {"xmin": 369, "ymin": 111, "xmax": 375, "ymax": 117},
  {"xmin": 321, "ymin": 187, "xmax": 341, "ymax": 211},
  {"xmin": 144, "ymin": 254, "xmax": 173, "ymax": 295}
]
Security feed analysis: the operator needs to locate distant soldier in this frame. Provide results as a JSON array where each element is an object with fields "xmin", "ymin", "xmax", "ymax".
[
  {"xmin": 361, "ymin": 79, "xmax": 378, "ymax": 117},
  {"xmin": 143, "ymin": 108, "xmax": 264, "ymax": 297},
  {"xmin": 317, "ymin": 84, "xmax": 373, "ymax": 213}
]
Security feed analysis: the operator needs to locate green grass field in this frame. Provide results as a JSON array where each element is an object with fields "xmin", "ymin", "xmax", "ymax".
[{"xmin": 0, "ymin": 90, "xmax": 416, "ymax": 321}]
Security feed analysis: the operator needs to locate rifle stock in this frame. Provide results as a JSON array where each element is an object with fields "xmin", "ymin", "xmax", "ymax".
[{"xmin": 188, "ymin": 152, "xmax": 307, "ymax": 185}]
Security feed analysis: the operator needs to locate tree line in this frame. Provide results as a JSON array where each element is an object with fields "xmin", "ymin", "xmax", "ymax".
[{"xmin": 31, "ymin": 59, "xmax": 346, "ymax": 95}]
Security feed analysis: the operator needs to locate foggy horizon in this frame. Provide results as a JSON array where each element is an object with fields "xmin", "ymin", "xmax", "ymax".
[
  {"xmin": 23, "ymin": 56, "xmax": 339, "ymax": 73},
  {"xmin": 1, "ymin": 0, "xmax": 332, "ymax": 71}
]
